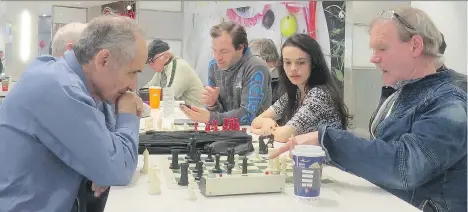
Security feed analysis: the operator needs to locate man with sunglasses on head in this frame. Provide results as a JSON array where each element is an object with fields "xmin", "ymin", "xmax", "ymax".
[
  {"xmin": 271, "ymin": 7, "xmax": 466, "ymax": 212},
  {"xmin": 144, "ymin": 39, "xmax": 204, "ymax": 107}
]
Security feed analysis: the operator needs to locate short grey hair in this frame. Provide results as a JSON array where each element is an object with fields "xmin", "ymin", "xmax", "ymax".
[
  {"xmin": 73, "ymin": 15, "xmax": 143, "ymax": 67},
  {"xmin": 370, "ymin": 7, "xmax": 442, "ymax": 59},
  {"xmin": 249, "ymin": 38, "xmax": 279, "ymax": 62},
  {"xmin": 52, "ymin": 22, "xmax": 87, "ymax": 57}
]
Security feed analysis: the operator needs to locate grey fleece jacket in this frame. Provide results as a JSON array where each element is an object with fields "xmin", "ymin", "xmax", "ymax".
[{"xmin": 207, "ymin": 49, "xmax": 272, "ymax": 125}]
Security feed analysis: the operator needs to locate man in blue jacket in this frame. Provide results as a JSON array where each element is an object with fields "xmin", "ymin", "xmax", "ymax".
[
  {"xmin": 272, "ymin": 7, "xmax": 466, "ymax": 212},
  {"xmin": 0, "ymin": 15, "xmax": 147, "ymax": 212}
]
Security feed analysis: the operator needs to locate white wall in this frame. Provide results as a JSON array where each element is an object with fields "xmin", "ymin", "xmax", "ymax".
[
  {"xmin": 87, "ymin": 6, "xmax": 102, "ymax": 22},
  {"xmin": 53, "ymin": 6, "xmax": 87, "ymax": 24},
  {"xmin": 412, "ymin": 1, "xmax": 467, "ymax": 74},
  {"xmin": 1, "ymin": 1, "xmax": 41, "ymax": 80},
  {"xmin": 136, "ymin": 1, "xmax": 184, "ymax": 89}
]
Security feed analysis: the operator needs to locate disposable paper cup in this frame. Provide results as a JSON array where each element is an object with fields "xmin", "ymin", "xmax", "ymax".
[{"xmin": 291, "ymin": 145, "xmax": 325, "ymax": 199}]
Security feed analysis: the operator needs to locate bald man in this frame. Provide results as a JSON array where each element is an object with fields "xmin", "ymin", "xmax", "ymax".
[{"xmin": 51, "ymin": 22, "xmax": 87, "ymax": 57}]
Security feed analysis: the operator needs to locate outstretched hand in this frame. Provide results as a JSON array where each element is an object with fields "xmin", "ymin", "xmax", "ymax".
[{"xmin": 269, "ymin": 131, "xmax": 320, "ymax": 159}]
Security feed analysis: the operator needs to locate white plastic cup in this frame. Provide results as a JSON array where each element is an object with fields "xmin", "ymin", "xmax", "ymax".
[{"xmin": 291, "ymin": 145, "xmax": 326, "ymax": 199}]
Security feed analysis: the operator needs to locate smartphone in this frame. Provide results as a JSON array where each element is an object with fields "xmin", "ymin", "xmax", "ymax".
[
  {"xmin": 174, "ymin": 118, "xmax": 195, "ymax": 125},
  {"xmin": 180, "ymin": 103, "xmax": 191, "ymax": 109}
]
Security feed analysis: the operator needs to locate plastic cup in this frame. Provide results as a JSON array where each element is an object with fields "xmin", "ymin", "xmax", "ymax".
[
  {"xmin": 291, "ymin": 145, "xmax": 326, "ymax": 200},
  {"xmin": 149, "ymin": 86, "xmax": 161, "ymax": 109}
]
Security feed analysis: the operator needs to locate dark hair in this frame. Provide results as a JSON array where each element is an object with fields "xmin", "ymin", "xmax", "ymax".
[
  {"xmin": 439, "ymin": 33, "xmax": 446, "ymax": 54},
  {"xmin": 210, "ymin": 21, "xmax": 248, "ymax": 53},
  {"xmin": 278, "ymin": 34, "xmax": 350, "ymax": 129}
]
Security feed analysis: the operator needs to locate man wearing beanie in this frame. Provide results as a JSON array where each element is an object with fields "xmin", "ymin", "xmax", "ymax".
[{"xmin": 144, "ymin": 39, "xmax": 204, "ymax": 107}]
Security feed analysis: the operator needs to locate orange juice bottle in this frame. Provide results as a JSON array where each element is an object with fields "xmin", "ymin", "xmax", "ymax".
[{"xmin": 149, "ymin": 86, "xmax": 161, "ymax": 109}]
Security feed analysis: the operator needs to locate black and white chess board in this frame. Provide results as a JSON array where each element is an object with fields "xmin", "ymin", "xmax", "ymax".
[{"xmin": 165, "ymin": 154, "xmax": 296, "ymax": 186}]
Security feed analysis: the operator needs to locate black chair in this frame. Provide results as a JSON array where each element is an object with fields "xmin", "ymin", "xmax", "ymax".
[{"xmin": 71, "ymin": 179, "xmax": 110, "ymax": 212}]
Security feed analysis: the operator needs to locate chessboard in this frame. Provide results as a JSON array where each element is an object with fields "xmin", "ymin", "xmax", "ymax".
[{"xmin": 162, "ymin": 153, "xmax": 295, "ymax": 186}]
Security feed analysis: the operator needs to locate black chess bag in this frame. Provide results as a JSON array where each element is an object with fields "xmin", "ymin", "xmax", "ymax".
[{"xmin": 138, "ymin": 130, "xmax": 254, "ymax": 155}]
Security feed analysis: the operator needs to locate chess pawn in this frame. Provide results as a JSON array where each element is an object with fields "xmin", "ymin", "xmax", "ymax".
[
  {"xmin": 281, "ymin": 155, "xmax": 288, "ymax": 176},
  {"xmin": 145, "ymin": 118, "xmax": 154, "ymax": 130},
  {"xmin": 156, "ymin": 116, "xmax": 163, "ymax": 131},
  {"xmin": 254, "ymin": 146, "xmax": 262, "ymax": 162},
  {"xmin": 148, "ymin": 168, "xmax": 161, "ymax": 195},
  {"xmin": 141, "ymin": 149, "xmax": 149, "ymax": 174},
  {"xmin": 274, "ymin": 157, "xmax": 281, "ymax": 173},
  {"xmin": 187, "ymin": 178, "xmax": 197, "ymax": 201},
  {"xmin": 266, "ymin": 148, "xmax": 276, "ymax": 172}
]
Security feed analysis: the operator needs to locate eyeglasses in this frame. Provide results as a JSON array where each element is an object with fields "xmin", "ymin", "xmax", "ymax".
[
  {"xmin": 379, "ymin": 10, "xmax": 415, "ymax": 31},
  {"xmin": 146, "ymin": 53, "xmax": 166, "ymax": 64}
]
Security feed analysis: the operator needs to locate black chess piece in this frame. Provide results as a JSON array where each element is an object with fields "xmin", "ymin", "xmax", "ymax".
[
  {"xmin": 178, "ymin": 163, "xmax": 189, "ymax": 186},
  {"xmin": 267, "ymin": 135, "xmax": 275, "ymax": 148},
  {"xmin": 194, "ymin": 161, "xmax": 204, "ymax": 180},
  {"xmin": 193, "ymin": 159, "xmax": 202, "ymax": 173},
  {"xmin": 196, "ymin": 150, "xmax": 202, "ymax": 163},
  {"xmin": 211, "ymin": 154, "xmax": 222, "ymax": 173},
  {"xmin": 205, "ymin": 146, "xmax": 214, "ymax": 162},
  {"xmin": 187, "ymin": 136, "xmax": 197, "ymax": 162},
  {"xmin": 259, "ymin": 136, "xmax": 268, "ymax": 154},
  {"xmin": 224, "ymin": 148, "xmax": 232, "ymax": 166},
  {"xmin": 242, "ymin": 156, "xmax": 248, "ymax": 174},
  {"xmin": 226, "ymin": 163, "xmax": 234, "ymax": 175},
  {"xmin": 185, "ymin": 143, "xmax": 192, "ymax": 160},
  {"xmin": 170, "ymin": 149, "xmax": 180, "ymax": 169}
]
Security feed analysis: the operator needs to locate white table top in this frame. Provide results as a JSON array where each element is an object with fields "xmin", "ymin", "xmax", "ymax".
[{"xmin": 104, "ymin": 116, "xmax": 420, "ymax": 212}]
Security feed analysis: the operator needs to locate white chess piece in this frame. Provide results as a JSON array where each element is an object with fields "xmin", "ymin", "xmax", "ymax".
[
  {"xmin": 281, "ymin": 155, "xmax": 288, "ymax": 176},
  {"xmin": 274, "ymin": 156, "xmax": 281, "ymax": 172},
  {"xmin": 141, "ymin": 149, "xmax": 149, "ymax": 174},
  {"xmin": 145, "ymin": 118, "xmax": 153, "ymax": 130},
  {"xmin": 255, "ymin": 146, "xmax": 261, "ymax": 160},
  {"xmin": 267, "ymin": 148, "xmax": 276, "ymax": 171},
  {"xmin": 187, "ymin": 178, "xmax": 197, "ymax": 200},
  {"xmin": 148, "ymin": 168, "xmax": 161, "ymax": 195},
  {"xmin": 234, "ymin": 154, "xmax": 240, "ymax": 164},
  {"xmin": 156, "ymin": 117, "xmax": 163, "ymax": 131}
]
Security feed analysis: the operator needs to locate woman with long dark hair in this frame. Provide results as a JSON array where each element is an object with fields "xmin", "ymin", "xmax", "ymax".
[{"xmin": 251, "ymin": 34, "xmax": 350, "ymax": 142}]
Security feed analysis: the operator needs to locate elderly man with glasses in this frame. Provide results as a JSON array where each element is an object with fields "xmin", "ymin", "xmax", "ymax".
[
  {"xmin": 271, "ymin": 7, "xmax": 466, "ymax": 212},
  {"xmin": 143, "ymin": 39, "xmax": 204, "ymax": 107}
]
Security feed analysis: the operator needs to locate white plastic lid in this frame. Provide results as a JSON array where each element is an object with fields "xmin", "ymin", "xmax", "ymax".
[
  {"xmin": 291, "ymin": 145, "xmax": 325, "ymax": 157},
  {"xmin": 149, "ymin": 86, "xmax": 161, "ymax": 89}
]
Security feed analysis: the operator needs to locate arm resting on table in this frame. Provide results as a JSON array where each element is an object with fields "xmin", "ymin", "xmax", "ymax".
[
  {"xmin": 209, "ymin": 69, "xmax": 271, "ymax": 125},
  {"xmin": 318, "ymin": 96, "xmax": 467, "ymax": 190},
  {"xmin": 32, "ymin": 85, "xmax": 140, "ymax": 186}
]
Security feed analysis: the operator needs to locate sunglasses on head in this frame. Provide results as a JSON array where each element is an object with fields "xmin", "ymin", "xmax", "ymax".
[{"xmin": 379, "ymin": 10, "xmax": 415, "ymax": 31}]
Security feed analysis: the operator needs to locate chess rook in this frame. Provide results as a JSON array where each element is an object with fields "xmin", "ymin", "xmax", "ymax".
[
  {"xmin": 170, "ymin": 149, "xmax": 180, "ymax": 169},
  {"xmin": 178, "ymin": 163, "xmax": 189, "ymax": 186},
  {"xmin": 242, "ymin": 156, "xmax": 248, "ymax": 174}
]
